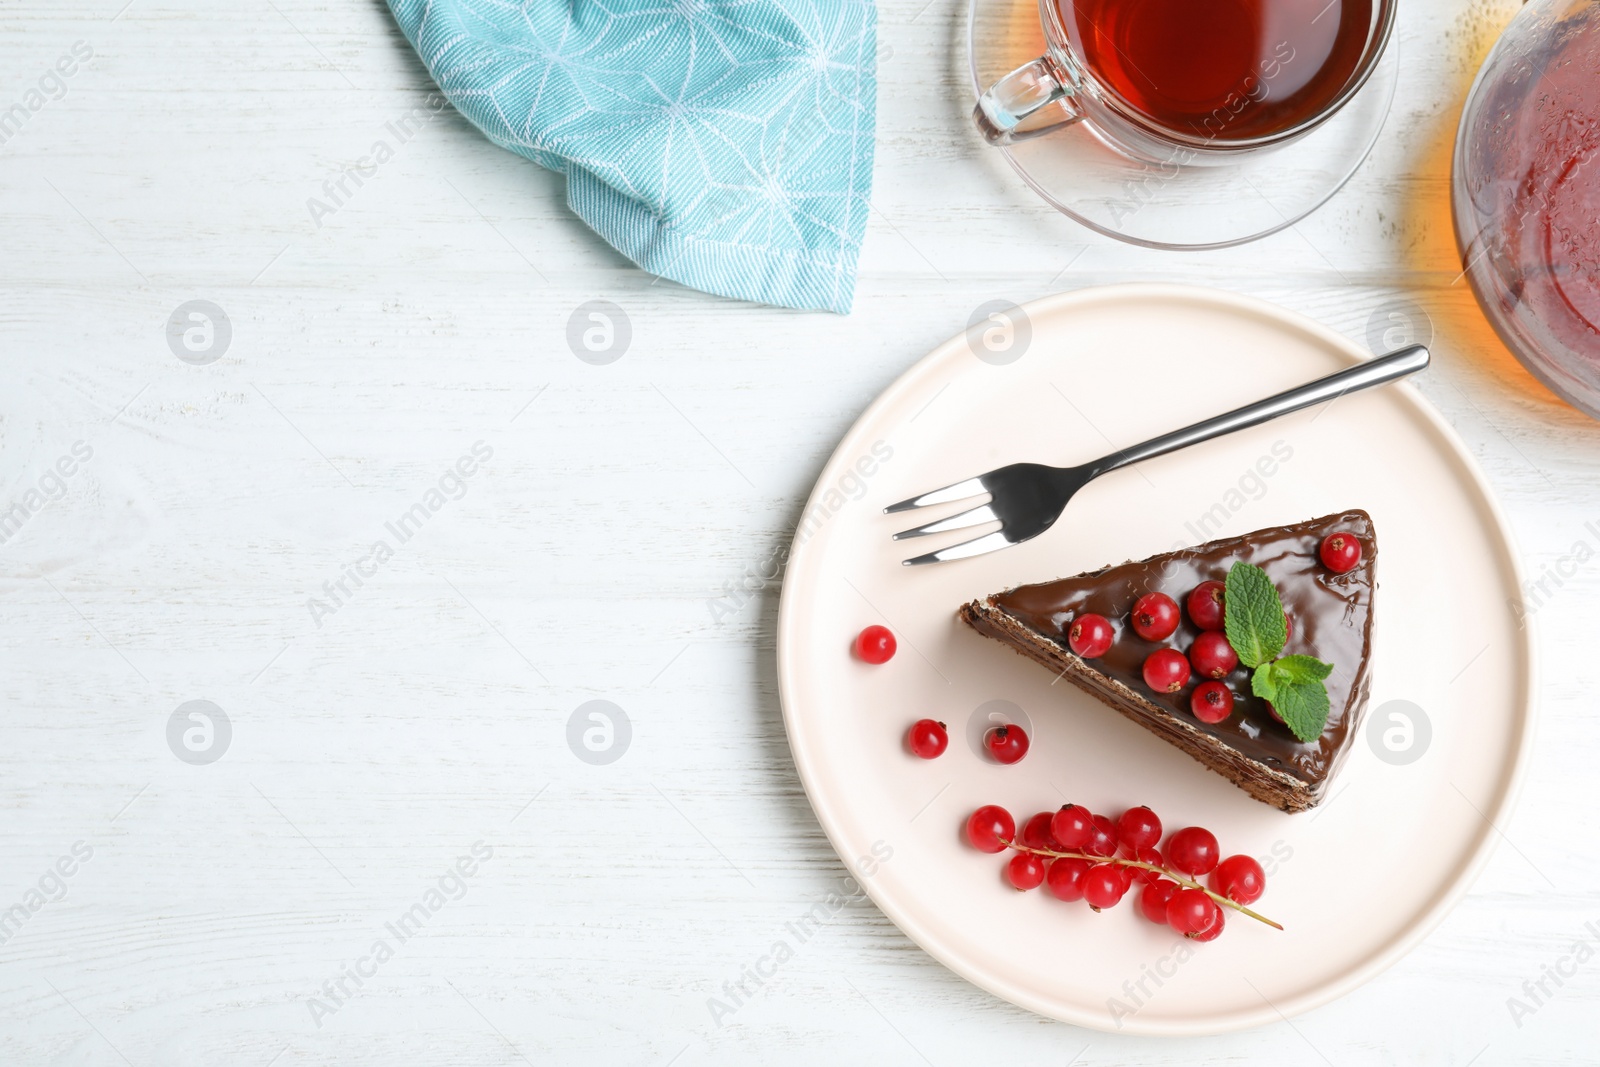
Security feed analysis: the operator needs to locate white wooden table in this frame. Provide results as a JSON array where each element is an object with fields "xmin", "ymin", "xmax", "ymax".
[{"xmin": 2, "ymin": 0, "xmax": 1595, "ymax": 1062}]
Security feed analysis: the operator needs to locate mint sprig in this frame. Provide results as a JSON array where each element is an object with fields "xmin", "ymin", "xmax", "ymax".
[
  {"xmin": 1223, "ymin": 561, "xmax": 1287, "ymax": 668},
  {"xmin": 1225, "ymin": 563, "xmax": 1335, "ymax": 743},
  {"xmin": 1251, "ymin": 657, "xmax": 1333, "ymax": 742}
]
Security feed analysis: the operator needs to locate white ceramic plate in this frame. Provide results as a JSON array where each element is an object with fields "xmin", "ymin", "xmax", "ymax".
[{"xmin": 776, "ymin": 284, "xmax": 1534, "ymax": 1035}]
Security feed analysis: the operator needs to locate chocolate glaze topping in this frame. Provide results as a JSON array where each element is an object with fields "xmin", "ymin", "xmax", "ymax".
[{"xmin": 986, "ymin": 510, "xmax": 1375, "ymax": 790}]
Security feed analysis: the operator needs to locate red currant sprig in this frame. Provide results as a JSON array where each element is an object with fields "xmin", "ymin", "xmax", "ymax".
[
  {"xmin": 969, "ymin": 804, "xmax": 1282, "ymax": 936},
  {"xmin": 1005, "ymin": 839, "xmax": 1279, "ymax": 931}
]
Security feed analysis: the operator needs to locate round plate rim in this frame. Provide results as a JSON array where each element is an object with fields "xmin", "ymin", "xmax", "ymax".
[{"xmin": 774, "ymin": 282, "xmax": 1538, "ymax": 1036}]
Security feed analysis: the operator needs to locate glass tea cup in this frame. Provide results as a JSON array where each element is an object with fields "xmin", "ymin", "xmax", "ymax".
[{"xmin": 974, "ymin": 0, "xmax": 1396, "ymax": 165}]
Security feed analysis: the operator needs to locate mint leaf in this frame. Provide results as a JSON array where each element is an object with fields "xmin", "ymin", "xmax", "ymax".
[
  {"xmin": 1273, "ymin": 655, "xmax": 1333, "ymax": 687},
  {"xmin": 1249, "ymin": 656, "xmax": 1334, "ymax": 742},
  {"xmin": 1250, "ymin": 662, "xmax": 1282, "ymax": 704},
  {"xmin": 1218, "ymin": 561, "xmax": 1336, "ymax": 743},
  {"xmin": 1224, "ymin": 562, "xmax": 1287, "ymax": 668},
  {"xmin": 1270, "ymin": 675, "xmax": 1332, "ymax": 743}
]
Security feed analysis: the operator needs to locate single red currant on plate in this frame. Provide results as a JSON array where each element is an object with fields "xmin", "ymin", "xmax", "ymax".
[
  {"xmin": 985, "ymin": 723, "xmax": 1030, "ymax": 764},
  {"xmin": 1186, "ymin": 580, "xmax": 1226, "ymax": 630},
  {"xmin": 1083, "ymin": 863, "xmax": 1128, "ymax": 909},
  {"xmin": 1116, "ymin": 805, "xmax": 1162, "ymax": 851},
  {"xmin": 853, "ymin": 624, "xmax": 896, "ymax": 663},
  {"xmin": 1190, "ymin": 680, "xmax": 1234, "ymax": 723},
  {"xmin": 1007, "ymin": 852, "xmax": 1046, "ymax": 891},
  {"xmin": 1126, "ymin": 845, "xmax": 1164, "ymax": 883},
  {"xmin": 1045, "ymin": 857, "xmax": 1090, "ymax": 902},
  {"xmin": 1131, "ymin": 592, "xmax": 1181, "ymax": 641},
  {"xmin": 965, "ymin": 805, "xmax": 1015, "ymax": 853},
  {"xmin": 1050, "ymin": 803, "xmax": 1095, "ymax": 849},
  {"xmin": 1085, "ymin": 813, "xmax": 1119, "ymax": 857},
  {"xmin": 1066, "ymin": 612, "xmax": 1113, "ymax": 658},
  {"xmin": 906, "ymin": 719, "xmax": 947, "ymax": 759},
  {"xmin": 1189, "ymin": 630, "xmax": 1238, "ymax": 679},
  {"xmin": 1190, "ymin": 906, "xmax": 1226, "ymax": 942},
  {"xmin": 1140, "ymin": 878, "xmax": 1179, "ymax": 924},
  {"xmin": 1022, "ymin": 811, "xmax": 1061, "ymax": 851},
  {"xmin": 1166, "ymin": 887, "xmax": 1221, "ymax": 937},
  {"xmin": 1211, "ymin": 854, "xmax": 1267, "ymax": 904},
  {"xmin": 1142, "ymin": 648, "xmax": 1191, "ymax": 693},
  {"xmin": 1319, "ymin": 532, "xmax": 1362, "ymax": 574},
  {"xmin": 1166, "ymin": 826, "xmax": 1221, "ymax": 876},
  {"xmin": 1111, "ymin": 862, "xmax": 1135, "ymax": 892}
]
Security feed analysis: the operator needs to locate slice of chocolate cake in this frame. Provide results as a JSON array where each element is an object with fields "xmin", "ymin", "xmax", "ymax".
[{"xmin": 960, "ymin": 511, "xmax": 1376, "ymax": 812}]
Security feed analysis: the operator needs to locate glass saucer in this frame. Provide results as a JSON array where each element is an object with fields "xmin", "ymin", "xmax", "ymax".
[{"xmin": 966, "ymin": 0, "xmax": 1400, "ymax": 249}]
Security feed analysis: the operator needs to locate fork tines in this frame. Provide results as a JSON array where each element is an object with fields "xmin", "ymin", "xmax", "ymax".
[
  {"xmin": 890, "ymin": 501, "xmax": 999, "ymax": 541},
  {"xmin": 881, "ymin": 476, "xmax": 987, "ymax": 515},
  {"xmin": 884, "ymin": 475, "xmax": 1009, "ymax": 565},
  {"xmin": 898, "ymin": 530, "xmax": 1016, "ymax": 566}
]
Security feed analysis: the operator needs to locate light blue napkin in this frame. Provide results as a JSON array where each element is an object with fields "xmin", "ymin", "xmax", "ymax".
[{"xmin": 387, "ymin": 0, "xmax": 877, "ymax": 314}]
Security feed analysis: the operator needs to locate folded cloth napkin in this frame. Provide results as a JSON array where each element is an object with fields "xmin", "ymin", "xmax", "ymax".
[{"xmin": 387, "ymin": 0, "xmax": 877, "ymax": 313}]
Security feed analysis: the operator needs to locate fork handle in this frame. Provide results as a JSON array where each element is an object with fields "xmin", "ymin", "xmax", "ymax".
[{"xmin": 1087, "ymin": 344, "xmax": 1430, "ymax": 478}]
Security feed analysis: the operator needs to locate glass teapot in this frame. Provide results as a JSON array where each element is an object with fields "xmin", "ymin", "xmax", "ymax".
[{"xmin": 1453, "ymin": 0, "xmax": 1600, "ymax": 416}]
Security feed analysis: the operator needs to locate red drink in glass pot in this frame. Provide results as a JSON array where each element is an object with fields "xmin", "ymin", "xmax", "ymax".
[{"xmin": 1454, "ymin": 0, "xmax": 1600, "ymax": 414}]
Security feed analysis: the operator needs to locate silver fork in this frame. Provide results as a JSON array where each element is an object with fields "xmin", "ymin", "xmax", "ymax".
[{"xmin": 886, "ymin": 344, "xmax": 1430, "ymax": 565}]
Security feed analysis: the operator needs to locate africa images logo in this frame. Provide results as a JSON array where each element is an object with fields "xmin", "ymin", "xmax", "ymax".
[
  {"xmin": 306, "ymin": 841, "xmax": 494, "ymax": 1028},
  {"xmin": 0, "ymin": 41, "xmax": 93, "ymax": 148},
  {"xmin": 306, "ymin": 441, "xmax": 493, "ymax": 628}
]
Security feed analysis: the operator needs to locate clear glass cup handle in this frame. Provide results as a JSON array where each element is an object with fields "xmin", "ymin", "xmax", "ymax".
[{"xmin": 973, "ymin": 56, "xmax": 1084, "ymax": 146}]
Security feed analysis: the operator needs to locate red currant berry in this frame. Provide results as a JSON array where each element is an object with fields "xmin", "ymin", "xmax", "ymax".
[
  {"xmin": 1045, "ymin": 857, "xmax": 1090, "ymax": 902},
  {"xmin": 1166, "ymin": 826, "xmax": 1221, "ymax": 876},
  {"xmin": 1142, "ymin": 648, "xmax": 1191, "ymax": 693},
  {"xmin": 1021, "ymin": 811, "xmax": 1060, "ymax": 852},
  {"xmin": 1319, "ymin": 532, "xmax": 1362, "ymax": 574},
  {"xmin": 1166, "ymin": 887, "xmax": 1221, "ymax": 936},
  {"xmin": 906, "ymin": 719, "xmax": 948, "ymax": 759},
  {"xmin": 1127, "ymin": 845, "xmax": 1164, "ymax": 883},
  {"xmin": 1186, "ymin": 580, "xmax": 1226, "ymax": 631},
  {"xmin": 1189, "ymin": 631, "xmax": 1238, "ymax": 679},
  {"xmin": 1210, "ymin": 854, "xmax": 1266, "ymax": 905},
  {"xmin": 965, "ymin": 805, "xmax": 1015, "ymax": 853},
  {"xmin": 1050, "ymin": 804, "xmax": 1095, "ymax": 849},
  {"xmin": 1113, "ymin": 863, "xmax": 1135, "ymax": 891},
  {"xmin": 1140, "ymin": 878, "xmax": 1180, "ymax": 924},
  {"xmin": 1190, "ymin": 680, "xmax": 1235, "ymax": 723},
  {"xmin": 1066, "ymin": 612, "xmax": 1114, "ymax": 658},
  {"xmin": 1265, "ymin": 700, "xmax": 1285, "ymax": 724},
  {"xmin": 1190, "ymin": 905, "xmax": 1226, "ymax": 942},
  {"xmin": 1006, "ymin": 852, "xmax": 1046, "ymax": 891},
  {"xmin": 984, "ymin": 724, "xmax": 1029, "ymax": 764},
  {"xmin": 1097, "ymin": 856, "xmax": 1132, "ymax": 890},
  {"xmin": 1085, "ymin": 813, "xmax": 1119, "ymax": 858},
  {"xmin": 1116, "ymin": 806, "xmax": 1163, "ymax": 851},
  {"xmin": 854, "ymin": 625, "xmax": 896, "ymax": 663},
  {"xmin": 1283, "ymin": 612, "xmax": 1294, "ymax": 643},
  {"xmin": 1131, "ymin": 592, "xmax": 1181, "ymax": 641},
  {"xmin": 1083, "ymin": 864, "xmax": 1128, "ymax": 909}
]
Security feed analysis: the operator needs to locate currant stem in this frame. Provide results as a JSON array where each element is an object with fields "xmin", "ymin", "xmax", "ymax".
[{"xmin": 1001, "ymin": 840, "xmax": 1284, "ymax": 931}]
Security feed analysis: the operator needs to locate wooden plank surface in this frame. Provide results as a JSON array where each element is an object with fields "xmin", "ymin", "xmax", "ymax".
[{"xmin": 2, "ymin": 0, "xmax": 1597, "ymax": 1063}]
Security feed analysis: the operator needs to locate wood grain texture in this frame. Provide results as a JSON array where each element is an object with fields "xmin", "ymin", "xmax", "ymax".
[{"xmin": 2, "ymin": 0, "xmax": 1597, "ymax": 1063}]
